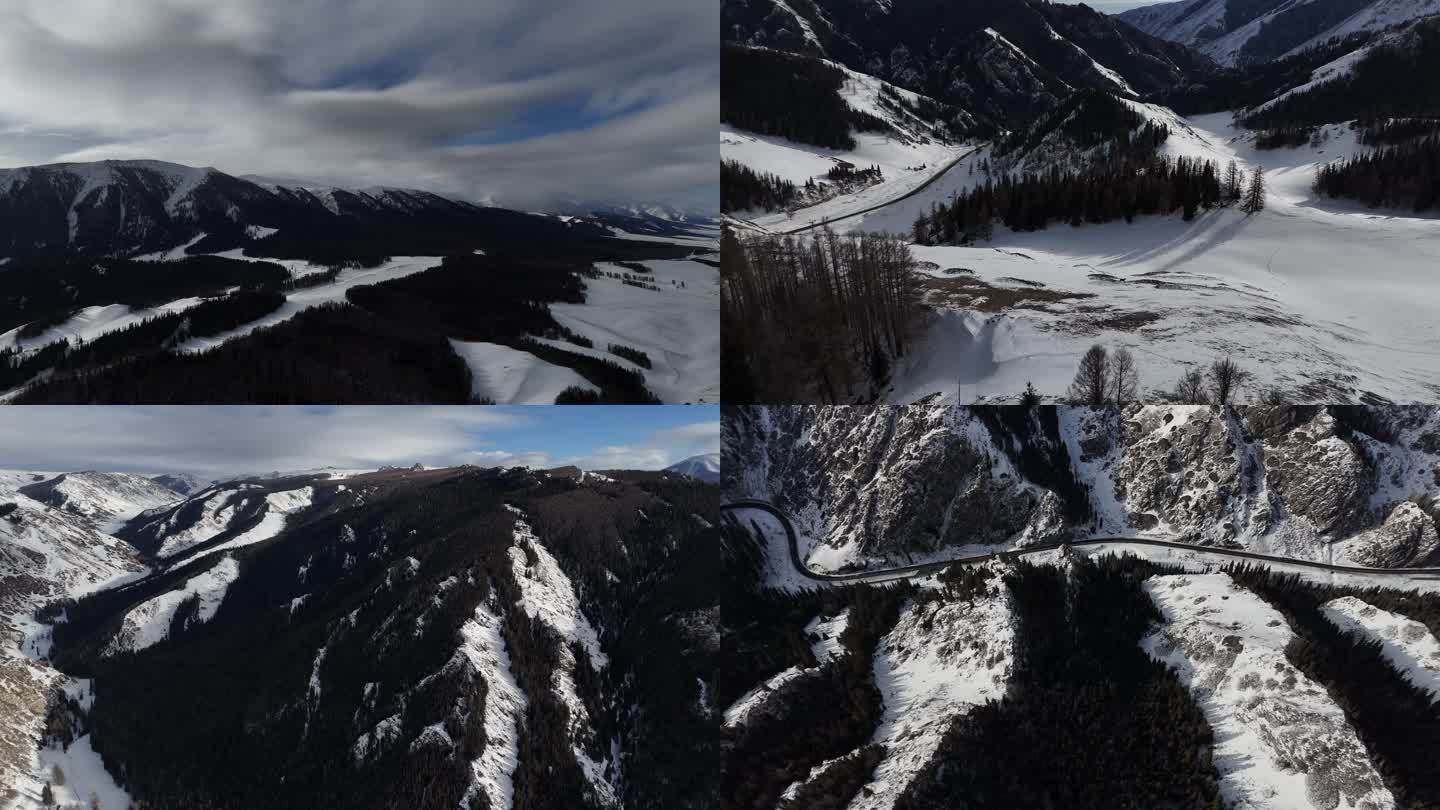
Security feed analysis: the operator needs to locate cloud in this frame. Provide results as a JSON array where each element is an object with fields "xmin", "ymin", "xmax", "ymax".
[
  {"xmin": 0, "ymin": 0, "xmax": 717, "ymax": 210},
  {"xmin": 0, "ymin": 406, "xmax": 719, "ymax": 478}
]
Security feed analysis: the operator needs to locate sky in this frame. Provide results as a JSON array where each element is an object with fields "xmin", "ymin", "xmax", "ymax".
[
  {"xmin": 1055, "ymin": 0, "xmax": 1165, "ymax": 13},
  {"xmin": 0, "ymin": 0, "xmax": 718, "ymax": 212},
  {"xmin": 0, "ymin": 405, "xmax": 719, "ymax": 479}
]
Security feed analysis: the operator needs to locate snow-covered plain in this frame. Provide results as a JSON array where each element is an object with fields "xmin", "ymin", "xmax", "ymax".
[
  {"xmin": 449, "ymin": 340, "xmax": 597, "ymax": 404},
  {"xmin": 548, "ymin": 258, "xmax": 719, "ymax": 403},
  {"xmin": 1142, "ymin": 573, "xmax": 1395, "ymax": 810},
  {"xmin": 835, "ymin": 111, "xmax": 1440, "ymax": 404}
]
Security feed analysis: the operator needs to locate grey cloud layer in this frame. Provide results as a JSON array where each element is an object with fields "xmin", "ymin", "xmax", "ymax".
[
  {"xmin": 0, "ymin": 0, "xmax": 717, "ymax": 209},
  {"xmin": 0, "ymin": 407, "xmax": 719, "ymax": 478}
]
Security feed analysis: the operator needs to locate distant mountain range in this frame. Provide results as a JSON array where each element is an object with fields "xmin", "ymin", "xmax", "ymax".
[
  {"xmin": 0, "ymin": 159, "xmax": 708, "ymax": 261},
  {"xmin": 1116, "ymin": 0, "xmax": 1440, "ymax": 65},
  {"xmin": 723, "ymin": 0, "xmax": 1214, "ymax": 136}
]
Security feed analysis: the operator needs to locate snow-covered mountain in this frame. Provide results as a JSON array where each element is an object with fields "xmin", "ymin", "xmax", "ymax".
[
  {"xmin": 724, "ymin": 404, "xmax": 1440, "ymax": 572},
  {"xmin": 15, "ymin": 472, "xmax": 181, "ymax": 524},
  {"xmin": 1, "ymin": 465, "xmax": 718, "ymax": 809},
  {"xmin": 149, "ymin": 473, "xmax": 215, "ymax": 496},
  {"xmin": 1116, "ymin": 0, "xmax": 1440, "ymax": 65},
  {"xmin": 666, "ymin": 453, "xmax": 721, "ymax": 482},
  {"xmin": 0, "ymin": 159, "xmax": 652, "ymax": 261},
  {"xmin": 723, "ymin": 0, "xmax": 1214, "ymax": 135}
]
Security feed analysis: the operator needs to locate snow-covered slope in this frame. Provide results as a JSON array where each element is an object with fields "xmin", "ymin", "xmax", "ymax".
[
  {"xmin": 833, "ymin": 107, "xmax": 1440, "ymax": 404},
  {"xmin": 1142, "ymin": 573, "xmax": 1394, "ymax": 809},
  {"xmin": 16, "ymin": 472, "xmax": 180, "ymax": 525},
  {"xmin": 1118, "ymin": 0, "xmax": 1440, "ymax": 65},
  {"xmin": 666, "ymin": 453, "xmax": 721, "ymax": 482},
  {"xmin": 848, "ymin": 588, "xmax": 1014, "ymax": 809},
  {"xmin": 1322, "ymin": 595, "xmax": 1440, "ymax": 699},
  {"xmin": 103, "ymin": 555, "xmax": 241, "ymax": 655}
]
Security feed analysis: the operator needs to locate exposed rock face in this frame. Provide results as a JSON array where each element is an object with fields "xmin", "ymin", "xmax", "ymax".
[
  {"xmin": 723, "ymin": 405, "xmax": 1079, "ymax": 571},
  {"xmin": 724, "ymin": 405, "xmax": 1440, "ymax": 569}
]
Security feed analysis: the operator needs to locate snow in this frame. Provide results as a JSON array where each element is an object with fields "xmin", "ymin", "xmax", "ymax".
[
  {"xmin": 849, "ymin": 590, "xmax": 1013, "ymax": 810},
  {"xmin": 131, "ymin": 231, "xmax": 208, "ymax": 261},
  {"xmin": 31, "ymin": 734, "xmax": 132, "ymax": 810},
  {"xmin": 1142, "ymin": 573, "xmax": 1394, "ymax": 809},
  {"xmin": 0, "ymin": 298, "xmax": 204, "ymax": 357},
  {"xmin": 456, "ymin": 600, "xmax": 528, "ymax": 810},
  {"xmin": 105, "ymin": 556, "xmax": 241, "ymax": 654},
  {"xmin": 722, "ymin": 665, "xmax": 812, "ymax": 727},
  {"xmin": 202, "ymin": 486, "xmax": 314, "ymax": 557},
  {"xmin": 833, "ymin": 110, "xmax": 1440, "ymax": 404},
  {"xmin": 1322, "ymin": 595, "xmax": 1440, "ymax": 701},
  {"xmin": 171, "ymin": 255, "xmax": 440, "ymax": 354},
  {"xmin": 506, "ymin": 512, "xmax": 617, "ymax": 804},
  {"xmin": 547, "ymin": 258, "xmax": 719, "ymax": 403},
  {"xmin": 448, "ymin": 340, "xmax": 597, "ymax": 404},
  {"xmin": 805, "ymin": 610, "xmax": 850, "ymax": 662}
]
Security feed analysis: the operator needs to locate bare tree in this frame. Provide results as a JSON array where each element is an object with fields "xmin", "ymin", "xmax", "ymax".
[
  {"xmin": 1208, "ymin": 357, "xmax": 1253, "ymax": 403},
  {"xmin": 1110, "ymin": 348, "xmax": 1138, "ymax": 404},
  {"xmin": 1172, "ymin": 368, "xmax": 1210, "ymax": 404},
  {"xmin": 1068, "ymin": 345, "xmax": 1110, "ymax": 407}
]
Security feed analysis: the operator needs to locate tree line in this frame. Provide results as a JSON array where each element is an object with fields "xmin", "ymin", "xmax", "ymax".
[
  {"xmin": 721, "ymin": 42, "xmax": 870, "ymax": 150},
  {"xmin": 1314, "ymin": 134, "xmax": 1440, "ymax": 211},
  {"xmin": 721, "ymin": 227, "xmax": 926, "ymax": 403}
]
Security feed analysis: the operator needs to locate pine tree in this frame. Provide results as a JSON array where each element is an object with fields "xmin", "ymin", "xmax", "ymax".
[
  {"xmin": 1241, "ymin": 167, "xmax": 1266, "ymax": 214},
  {"xmin": 1224, "ymin": 160, "xmax": 1242, "ymax": 203}
]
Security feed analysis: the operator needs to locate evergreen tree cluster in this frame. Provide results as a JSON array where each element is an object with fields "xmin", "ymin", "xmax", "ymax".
[
  {"xmin": 40, "ymin": 468, "xmax": 719, "ymax": 810},
  {"xmin": 0, "ymin": 255, "xmax": 289, "ymax": 334},
  {"xmin": 1253, "ymin": 125, "xmax": 1316, "ymax": 149},
  {"xmin": 1314, "ymin": 134, "xmax": 1440, "ymax": 211},
  {"xmin": 721, "ymin": 228, "xmax": 925, "ymax": 403},
  {"xmin": 912, "ymin": 155, "xmax": 1223, "ymax": 245},
  {"xmin": 897, "ymin": 557, "xmax": 1223, "ymax": 810},
  {"xmin": 1239, "ymin": 17, "xmax": 1440, "ymax": 131},
  {"xmin": 721, "ymin": 159, "xmax": 800, "ymax": 214},
  {"xmin": 721, "ymin": 42, "xmax": 868, "ymax": 150},
  {"xmin": 999, "ymin": 90, "xmax": 1165, "ymax": 158},
  {"xmin": 13, "ymin": 303, "xmax": 480, "ymax": 404},
  {"xmin": 0, "ymin": 290, "xmax": 286, "ymax": 393},
  {"xmin": 1358, "ymin": 117, "xmax": 1440, "ymax": 145}
]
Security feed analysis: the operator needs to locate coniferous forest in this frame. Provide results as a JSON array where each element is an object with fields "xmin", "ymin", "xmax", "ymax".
[
  {"xmin": 721, "ymin": 43, "xmax": 870, "ymax": 151},
  {"xmin": 1314, "ymin": 134, "xmax": 1440, "ymax": 211},
  {"xmin": 720, "ymin": 228, "xmax": 925, "ymax": 403},
  {"xmin": 37, "ymin": 468, "xmax": 719, "ymax": 810},
  {"xmin": 912, "ymin": 155, "xmax": 1223, "ymax": 245}
]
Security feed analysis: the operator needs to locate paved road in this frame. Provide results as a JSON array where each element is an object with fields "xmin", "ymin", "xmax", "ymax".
[
  {"xmin": 721, "ymin": 499, "xmax": 1440, "ymax": 584},
  {"xmin": 758, "ymin": 145, "xmax": 983, "ymax": 235}
]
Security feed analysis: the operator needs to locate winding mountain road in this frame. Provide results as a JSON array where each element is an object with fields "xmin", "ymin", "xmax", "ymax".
[
  {"xmin": 767, "ymin": 145, "xmax": 983, "ymax": 235},
  {"xmin": 722, "ymin": 499, "xmax": 1440, "ymax": 584}
]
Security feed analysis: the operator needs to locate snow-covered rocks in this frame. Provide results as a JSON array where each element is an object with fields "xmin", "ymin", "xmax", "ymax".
[
  {"xmin": 1142, "ymin": 574, "xmax": 1394, "ymax": 810},
  {"xmin": 1322, "ymin": 596, "xmax": 1440, "ymax": 700},
  {"xmin": 851, "ymin": 589, "xmax": 1014, "ymax": 810}
]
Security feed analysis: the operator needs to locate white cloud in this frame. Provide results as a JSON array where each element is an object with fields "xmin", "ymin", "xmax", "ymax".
[{"xmin": 0, "ymin": 0, "xmax": 717, "ymax": 210}]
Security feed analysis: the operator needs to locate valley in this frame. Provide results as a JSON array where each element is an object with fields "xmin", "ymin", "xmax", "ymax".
[{"xmin": 721, "ymin": 0, "xmax": 1440, "ymax": 404}]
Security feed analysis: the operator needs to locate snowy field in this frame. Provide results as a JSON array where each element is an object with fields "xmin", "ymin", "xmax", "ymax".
[
  {"xmin": 812, "ymin": 111, "xmax": 1440, "ymax": 404},
  {"xmin": 0, "ymin": 222, "xmax": 718, "ymax": 403}
]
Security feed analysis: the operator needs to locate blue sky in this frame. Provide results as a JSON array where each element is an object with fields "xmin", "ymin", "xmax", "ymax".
[
  {"xmin": 0, "ymin": 0, "xmax": 717, "ymax": 211},
  {"xmin": 0, "ymin": 406, "xmax": 718, "ymax": 479}
]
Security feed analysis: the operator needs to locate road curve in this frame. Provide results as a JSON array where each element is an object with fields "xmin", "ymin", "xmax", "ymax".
[
  {"xmin": 721, "ymin": 499, "xmax": 1440, "ymax": 584},
  {"xmin": 774, "ymin": 146, "xmax": 983, "ymax": 235}
]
